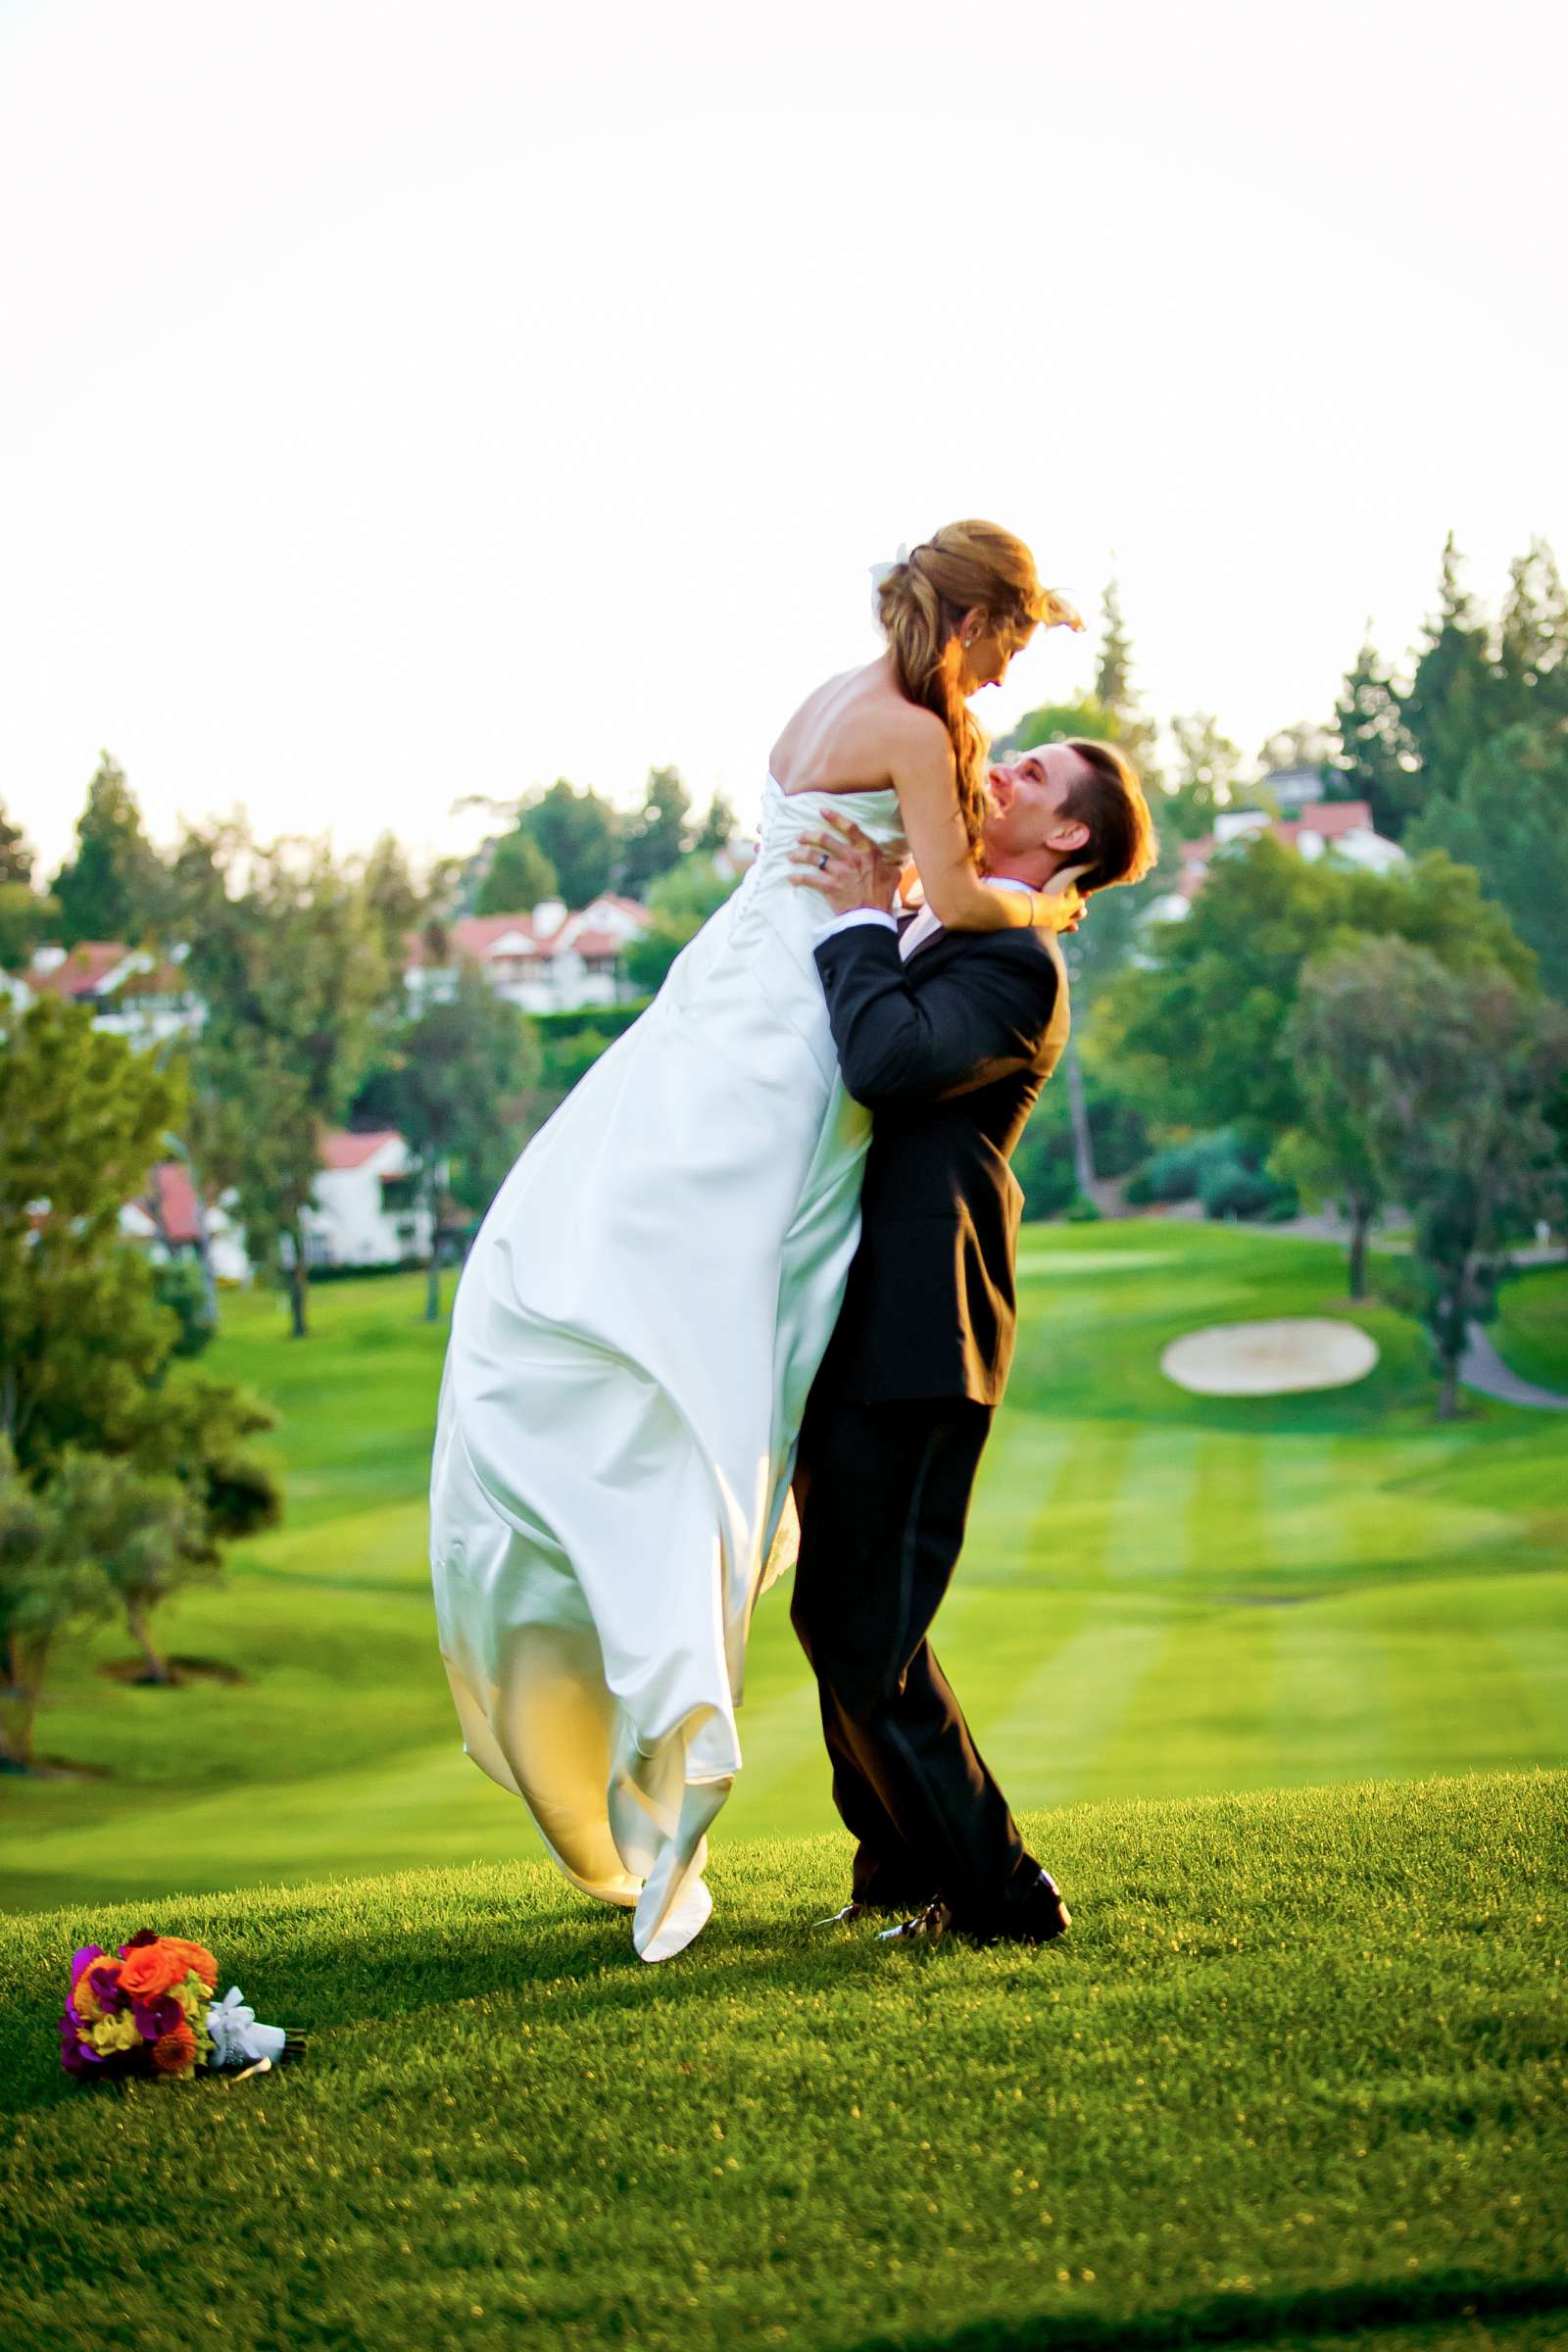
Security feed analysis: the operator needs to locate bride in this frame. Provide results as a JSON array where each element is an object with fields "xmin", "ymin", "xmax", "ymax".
[{"xmin": 430, "ymin": 520, "xmax": 1084, "ymax": 1961}]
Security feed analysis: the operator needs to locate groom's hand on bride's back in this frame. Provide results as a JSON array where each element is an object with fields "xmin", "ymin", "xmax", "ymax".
[{"xmin": 788, "ymin": 808, "xmax": 907, "ymax": 916}]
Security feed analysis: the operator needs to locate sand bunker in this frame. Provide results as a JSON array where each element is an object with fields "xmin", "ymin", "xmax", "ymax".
[{"xmin": 1161, "ymin": 1318, "xmax": 1379, "ymax": 1396}]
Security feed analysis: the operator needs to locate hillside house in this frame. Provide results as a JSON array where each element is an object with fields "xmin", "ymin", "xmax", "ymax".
[
  {"xmin": 405, "ymin": 895, "xmax": 653, "ymax": 1015},
  {"xmin": 1150, "ymin": 800, "xmax": 1405, "ymax": 922}
]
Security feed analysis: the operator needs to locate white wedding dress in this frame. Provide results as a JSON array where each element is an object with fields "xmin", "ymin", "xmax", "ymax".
[{"xmin": 430, "ymin": 776, "xmax": 909, "ymax": 1961}]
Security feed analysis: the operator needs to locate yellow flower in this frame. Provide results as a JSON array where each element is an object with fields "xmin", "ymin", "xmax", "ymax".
[
  {"xmin": 172, "ymin": 1976, "xmax": 208, "ymax": 2021},
  {"xmin": 89, "ymin": 2013, "xmax": 142, "ymax": 2055}
]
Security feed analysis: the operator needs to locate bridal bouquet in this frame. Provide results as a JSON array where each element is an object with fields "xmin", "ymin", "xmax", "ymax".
[{"xmin": 60, "ymin": 1930, "xmax": 304, "ymax": 2082}]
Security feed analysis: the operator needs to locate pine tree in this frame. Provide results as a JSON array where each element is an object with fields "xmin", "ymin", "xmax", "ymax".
[
  {"xmin": 1400, "ymin": 535, "xmax": 1495, "ymax": 803},
  {"xmin": 619, "ymin": 767, "xmax": 693, "ymax": 897},
  {"xmin": 474, "ymin": 826, "xmax": 559, "ymax": 915},
  {"xmin": 1332, "ymin": 628, "xmax": 1421, "ymax": 837},
  {"xmin": 1498, "ymin": 537, "xmax": 1568, "ymax": 722},
  {"xmin": 51, "ymin": 754, "xmax": 165, "ymax": 947}
]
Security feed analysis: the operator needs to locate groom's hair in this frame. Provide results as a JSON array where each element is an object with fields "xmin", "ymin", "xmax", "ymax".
[{"xmin": 1057, "ymin": 739, "xmax": 1158, "ymax": 894}]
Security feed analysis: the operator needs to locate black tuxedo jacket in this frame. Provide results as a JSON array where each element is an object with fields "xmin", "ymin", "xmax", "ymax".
[{"xmin": 811, "ymin": 912, "xmax": 1069, "ymax": 1406}]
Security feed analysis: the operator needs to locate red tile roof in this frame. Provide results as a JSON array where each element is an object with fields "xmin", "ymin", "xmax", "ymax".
[
  {"xmin": 26, "ymin": 943, "xmax": 127, "ymax": 998},
  {"xmin": 319, "ymin": 1130, "xmax": 401, "ymax": 1171},
  {"xmin": 140, "ymin": 1162, "xmax": 203, "ymax": 1246},
  {"xmin": 406, "ymin": 908, "xmax": 646, "ymax": 969}
]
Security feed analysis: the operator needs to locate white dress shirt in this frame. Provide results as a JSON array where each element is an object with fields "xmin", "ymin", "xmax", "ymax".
[{"xmin": 821, "ymin": 876, "xmax": 1035, "ymax": 960}]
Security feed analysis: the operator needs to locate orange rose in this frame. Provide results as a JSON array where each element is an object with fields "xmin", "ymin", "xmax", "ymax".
[
  {"xmin": 118, "ymin": 1937, "xmax": 219, "ymax": 2000},
  {"xmin": 151, "ymin": 2021, "xmax": 197, "ymax": 2075}
]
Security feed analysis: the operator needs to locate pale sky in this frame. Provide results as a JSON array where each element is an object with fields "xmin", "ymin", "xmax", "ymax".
[{"xmin": 3, "ymin": 0, "xmax": 1564, "ymax": 878}]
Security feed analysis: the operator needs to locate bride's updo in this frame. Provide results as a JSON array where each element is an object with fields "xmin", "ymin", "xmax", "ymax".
[{"xmin": 875, "ymin": 519, "xmax": 1080, "ymax": 857}]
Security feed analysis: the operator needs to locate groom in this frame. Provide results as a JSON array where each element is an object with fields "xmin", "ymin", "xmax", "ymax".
[{"xmin": 789, "ymin": 741, "xmax": 1155, "ymax": 1946}]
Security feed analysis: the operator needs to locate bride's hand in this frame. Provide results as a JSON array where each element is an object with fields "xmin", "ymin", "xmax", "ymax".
[
  {"xmin": 1035, "ymin": 862, "xmax": 1091, "ymax": 935},
  {"xmin": 788, "ymin": 809, "xmax": 906, "ymax": 915}
]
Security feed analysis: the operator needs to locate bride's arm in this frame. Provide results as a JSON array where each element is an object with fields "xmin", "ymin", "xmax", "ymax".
[{"xmin": 892, "ymin": 728, "xmax": 1045, "ymax": 932}]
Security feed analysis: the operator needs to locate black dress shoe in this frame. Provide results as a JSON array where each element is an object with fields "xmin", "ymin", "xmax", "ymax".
[{"xmin": 878, "ymin": 1870, "xmax": 1072, "ymax": 1948}]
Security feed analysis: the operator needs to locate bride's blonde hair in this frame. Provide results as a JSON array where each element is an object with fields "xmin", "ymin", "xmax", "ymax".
[{"xmin": 875, "ymin": 520, "xmax": 1080, "ymax": 857}]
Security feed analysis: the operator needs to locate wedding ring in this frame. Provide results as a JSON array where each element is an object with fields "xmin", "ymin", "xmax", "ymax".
[{"xmin": 817, "ymin": 852, "xmax": 829, "ymax": 870}]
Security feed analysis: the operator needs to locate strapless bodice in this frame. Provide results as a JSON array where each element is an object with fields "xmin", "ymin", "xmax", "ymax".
[{"xmin": 751, "ymin": 774, "xmax": 908, "ymax": 877}]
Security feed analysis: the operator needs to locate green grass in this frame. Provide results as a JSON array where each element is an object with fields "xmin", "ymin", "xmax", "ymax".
[
  {"xmin": 1495, "ymin": 1265, "xmax": 1568, "ymax": 1395},
  {"xmin": 3, "ymin": 1775, "xmax": 1564, "ymax": 2352},
  {"xmin": 2, "ymin": 1222, "xmax": 1565, "ymax": 1914}
]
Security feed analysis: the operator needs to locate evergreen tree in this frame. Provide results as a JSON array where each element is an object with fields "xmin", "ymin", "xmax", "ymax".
[
  {"xmin": 1408, "ymin": 722, "xmax": 1568, "ymax": 1002},
  {"xmin": 518, "ymin": 779, "xmax": 620, "ymax": 908},
  {"xmin": 1331, "ymin": 628, "xmax": 1422, "ymax": 836},
  {"xmin": 1091, "ymin": 579, "xmax": 1162, "ymax": 792},
  {"xmin": 474, "ymin": 826, "xmax": 559, "ymax": 915},
  {"xmin": 1497, "ymin": 537, "xmax": 1568, "ymax": 722},
  {"xmin": 51, "ymin": 754, "xmax": 165, "ymax": 947},
  {"xmin": 0, "ymin": 802, "xmax": 31, "ymax": 888},
  {"xmin": 695, "ymin": 794, "xmax": 739, "ymax": 856},
  {"xmin": 619, "ymin": 766, "xmax": 693, "ymax": 897},
  {"xmin": 1399, "ymin": 534, "xmax": 1495, "ymax": 801}
]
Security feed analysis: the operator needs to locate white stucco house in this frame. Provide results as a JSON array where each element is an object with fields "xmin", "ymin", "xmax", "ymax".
[
  {"xmin": 405, "ymin": 896, "xmax": 653, "ymax": 1015},
  {"xmin": 120, "ymin": 1162, "xmax": 252, "ymax": 1285},
  {"xmin": 22, "ymin": 941, "xmax": 206, "ymax": 1046},
  {"xmin": 300, "ymin": 1131, "xmax": 432, "ymax": 1270},
  {"xmin": 1149, "ymin": 800, "xmax": 1406, "ymax": 924},
  {"xmin": 121, "ymin": 1131, "xmax": 432, "ymax": 1284}
]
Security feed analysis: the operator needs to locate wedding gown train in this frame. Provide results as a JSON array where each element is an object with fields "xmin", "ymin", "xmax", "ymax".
[{"xmin": 429, "ymin": 776, "xmax": 908, "ymax": 1960}]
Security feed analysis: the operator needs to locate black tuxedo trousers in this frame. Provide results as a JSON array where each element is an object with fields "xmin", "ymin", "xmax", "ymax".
[{"xmin": 791, "ymin": 1384, "xmax": 1041, "ymax": 1927}]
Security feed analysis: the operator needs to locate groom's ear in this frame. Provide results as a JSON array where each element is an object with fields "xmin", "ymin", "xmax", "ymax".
[{"xmin": 1048, "ymin": 815, "xmax": 1092, "ymax": 855}]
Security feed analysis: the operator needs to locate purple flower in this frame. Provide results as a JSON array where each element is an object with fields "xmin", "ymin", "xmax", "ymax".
[
  {"xmin": 59, "ymin": 2014, "xmax": 89, "ymax": 2075},
  {"xmin": 86, "ymin": 1963, "xmax": 128, "ymax": 2015},
  {"xmin": 131, "ymin": 1995, "xmax": 181, "ymax": 2040},
  {"xmin": 70, "ymin": 1944, "xmax": 104, "ymax": 1986}
]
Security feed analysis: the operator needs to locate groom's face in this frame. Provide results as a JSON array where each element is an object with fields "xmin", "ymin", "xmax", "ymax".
[{"xmin": 983, "ymin": 748, "xmax": 1093, "ymax": 867}]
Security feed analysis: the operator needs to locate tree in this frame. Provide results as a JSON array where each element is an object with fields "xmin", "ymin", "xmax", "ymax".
[
  {"xmin": 0, "ymin": 802, "xmax": 33, "ymax": 888},
  {"xmin": 1091, "ymin": 579, "xmax": 1162, "ymax": 790},
  {"xmin": 619, "ymin": 766, "xmax": 693, "ymax": 898},
  {"xmin": 518, "ymin": 779, "xmax": 620, "ymax": 909},
  {"xmin": 181, "ymin": 835, "xmax": 391, "ymax": 1338},
  {"xmin": 1331, "ymin": 629, "xmax": 1422, "ymax": 837},
  {"xmin": 0, "ymin": 882, "xmax": 59, "ymax": 972},
  {"xmin": 352, "ymin": 966, "xmax": 542, "ymax": 1320},
  {"xmin": 1497, "ymin": 538, "xmax": 1568, "ymax": 724},
  {"xmin": 1281, "ymin": 982, "xmax": 1387, "ymax": 1300},
  {"xmin": 1163, "ymin": 712, "xmax": 1245, "ymax": 838},
  {"xmin": 1296, "ymin": 939, "xmax": 1568, "ymax": 1416},
  {"xmin": 51, "ymin": 1449, "xmax": 209, "ymax": 1688},
  {"xmin": 1098, "ymin": 838, "xmax": 1536, "ymax": 1164},
  {"xmin": 695, "ymin": 794, "xmax": 739, "ymax": 856},
  {"xmin": 993, "ymin": 693, "xmax": 1118, "ymax": 759},
  {"xmin": 473, "ymin": 825, "xmax": 559, "ymax": 915},
  {"xmin": 1399, "ymin": 534, "xmax": 1495, "ymax": 803},
  {"xmin": 51, "ymin": 754, "xmax": 165, "ymax": 947},
  {"xmin": 622, "ymin": 854, "xmax": 739, "ymax": 995},
  {"xmin": 0, "ymin": 1440, "xmax": 109, "ymax": 1772},
  {"xmin": 0, "ymin": 998, "xmax": 179, "ymax": 1472},
  {"xmin": 1408, "ymin": 722, "xmax": 1568, "ymax": 1002},
  {"xmin": 1257, "ymin": 720, "xmax": 1334, "ymax": 783}
]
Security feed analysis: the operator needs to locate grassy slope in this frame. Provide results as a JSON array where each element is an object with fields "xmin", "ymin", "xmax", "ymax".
[
  {"xmin": 1494, "ymin": 1266, "xmax": 1568, "ymax": 1395},
  {"xmin": 3, "ymin": 1776, "xmax": 1564, "ymax": 2352},
  {"xmin": 3, "ymin": 1223, "xmax": 1566, "ymax": 1913}
]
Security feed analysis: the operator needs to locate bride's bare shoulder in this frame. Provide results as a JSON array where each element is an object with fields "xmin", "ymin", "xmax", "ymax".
[{"xmin": 771, "ymin": 663, "xmax": 946, "ymax": 792}]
